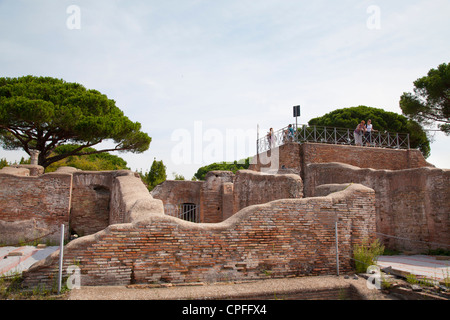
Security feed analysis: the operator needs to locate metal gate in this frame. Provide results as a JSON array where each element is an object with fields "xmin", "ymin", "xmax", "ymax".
[{"xmin": 165, "ymin": 203, "xmax": 199, "ymax": 223}]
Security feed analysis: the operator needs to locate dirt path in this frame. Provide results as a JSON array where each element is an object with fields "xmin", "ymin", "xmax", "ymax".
[{"xmin": 68, "ymin": 275, "xmax": 391, "ymax": 300}]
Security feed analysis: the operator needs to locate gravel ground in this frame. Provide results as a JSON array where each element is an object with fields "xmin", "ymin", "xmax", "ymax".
[{"xmin": 68, "ymin": 275, "xmax": 392, "ymax": 300}]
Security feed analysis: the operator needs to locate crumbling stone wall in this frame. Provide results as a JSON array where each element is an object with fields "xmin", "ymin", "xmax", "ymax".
[
  {"xmin": 2, "ymin": 141, "xmax": 446, "ymax": 289},
  {"xmin": 152, "ymin": 169, "xmax": 303, "ymax": 223},
  {"xmin": 305, "ymin": 163, "xmax": 450, "ymax": 253},
  {"xmin": 22, "ymin": 184, "xmax": 376, "ymax": 288},
  {"xmin": 200, "ymin": 171, "xmax": 235, "ymax": 223},
  {"xmin": 0, "ymin": 167, "xmax": 154, "ymax": 244},
  {"xmin": 299, "ymin": 143, "xmax": 431, "ymax": 172},
  {"xmin": 232, "ymin": 170, "xmax": 303, "ymax": 214},
  {"xmin": 250, "ymin": 142, "xmax": 432, "ymax": 178},
  {"xmin": 0, "ymin": 168, "xmax": 72, "ymax": 244},
  {"xmin": 250, "ymin": 142, "xmax": 301, "ymax": 174},
  {"xmin": 110, "ymin": 173, "xmax": 164, "ymax": 224},
  {"xmin": 70, "ymin": 171, "xmax": 114, "ymax": 237},
  {"xmin": 151, "ymin": 180, "xmax": 203, "ymax": 213}
]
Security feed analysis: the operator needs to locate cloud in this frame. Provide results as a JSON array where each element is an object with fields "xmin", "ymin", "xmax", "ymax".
[{"xmin": 1, "ymin": 0, "xmax": 449, "ymax": 177}]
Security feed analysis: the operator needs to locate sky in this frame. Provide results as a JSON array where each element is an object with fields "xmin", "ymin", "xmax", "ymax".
[{"xmin": 1, "ymin": 0, "xmax": 449, "ymax": 179}]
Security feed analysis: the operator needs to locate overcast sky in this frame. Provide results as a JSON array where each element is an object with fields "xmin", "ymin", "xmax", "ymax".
[{"xmin": 1, "ymin": 0, "xmax": 449, "ymax": 178}]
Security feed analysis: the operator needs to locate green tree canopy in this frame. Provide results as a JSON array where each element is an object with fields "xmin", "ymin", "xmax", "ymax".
[
  {"xmin": 45, "ymin": 144, "xmax": 129, "ymax": 172},
  {"xmin": 308, "ymin": 105, "xmax": 430, "ymax": 158},
  {"xmin": 0, "ymin": 76, "xmax": 151, "ymax": 168},
  {"xmin": 142, "ymin": 158, "xmax": 167, "ymax": 191},
  {"xmin": 400, "ymin": 62, "xmax": 450, "ymax": 134},
  {"xmin": 172, "ymin": 172, "xmax": 186, "ymax": 181},
  {"xmin": 194, "ymin": 158, "xmax": 250, "ymax": 181},
  {"xmin": 0, "ymin": 158, "xmax": 8, "ymax": 169}
]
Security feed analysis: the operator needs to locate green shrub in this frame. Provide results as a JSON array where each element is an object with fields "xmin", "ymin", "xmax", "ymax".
[{"xmin": 353, "ymin": 238, "xmax": 385, "ymax": 273}]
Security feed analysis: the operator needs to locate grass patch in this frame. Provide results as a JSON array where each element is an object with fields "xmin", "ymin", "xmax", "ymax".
[
  {"xmin": 0, "ymin": 273, "xmax": 68, "ymax": 300},
  {"xmin": 427, "ymin": 248, "xmax": 450, "ymax": 256}
]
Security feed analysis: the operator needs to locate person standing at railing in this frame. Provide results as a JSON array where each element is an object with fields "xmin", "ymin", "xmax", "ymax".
[
  {"xmin": 354, "ymin": 120, "xmax": 366, "ymax": 146},
  {"xmin": 286, "ymin": 124, "xmax": 295, "ymax": 142},
  {"xmin": 267, "ymin": 128, "xmax": 274, "ymax": 149},
  {"xmin": 364, "ymin": 119, "xmax": 378, "ymax": 146}
]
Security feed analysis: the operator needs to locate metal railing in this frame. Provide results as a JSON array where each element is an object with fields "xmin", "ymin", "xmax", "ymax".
[
  {"xmin": 257, "ymin": 124, "xmax": 410, "ymax": 154},
  {"xmin": 164, "ymin": 203, "xmax": 200, "ymax": 223}
]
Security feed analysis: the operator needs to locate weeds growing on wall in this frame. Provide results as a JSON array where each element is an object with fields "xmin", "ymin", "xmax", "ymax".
[{"xmin": 353, "ymin": 238, "xmax": 385, "ymax": 273}]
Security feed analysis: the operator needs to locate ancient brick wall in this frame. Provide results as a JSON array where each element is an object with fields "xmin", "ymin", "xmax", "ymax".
[
  {"xmin": 299, "ymin": 143, "xmax": 431, "ymax": 172},
  {"xmin": 250, "ymin": 142, "xmax": 301, "ymax": 174},
  {"xmin": 152, "ymin": 170, "xmax": 303, "ymax": 223},
  {"xmin": 0, "ymin": 170, "xmax": 72, "ymax": 244},
  {"xmin": 232, "ymin": 170, "xmax": 303, "ymax": 214},
  {"xmin": 305, "ymin": 163, "xmax": 450, "ymax": 253},
  {"xmin": 22, "ymin": 184, "xmax": 376, "ymax": 288},
  {"xmin": 250, "ymin": 142, "xmax": 432, "ymax": 177},
  {"xmin": 151, "ymin": 180, "xmax": 203, "ymax": 218},
  {"xmin": 200, "ymin": 171, "xmax": 235, "ymax": 223},
  {"xmin": 69, "ymin": 172, "xmax": 114, "ymax": 237},
  {"xmin": 110, "ymin": 173, "xmax": 164, "ymax": 224},
  {"xmin": 0, "ymin": 168, "xmax": 151, "ymax": 244}
]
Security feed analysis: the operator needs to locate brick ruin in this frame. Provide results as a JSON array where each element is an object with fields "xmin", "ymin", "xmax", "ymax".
[
  {"xmin": 151, "ymin": 170, "xmax": 303, "ymax": 223},
  {"xmin": 0, "ymin": 167, "xmax": 142, "ymax": 244},
  {"xmin": 305, "ymin": 163, "xmax": 450, "ymax": 253},
  {"xmin": 251, "ymin": 142, "xmax": 449, "ymax": 253},
  {"xmin": 0, "ymin": 142, "xmax": 448, "ymax": 288}
]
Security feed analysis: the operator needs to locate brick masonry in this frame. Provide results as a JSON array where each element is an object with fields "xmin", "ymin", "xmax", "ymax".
[
  {"xmin": 250, "ymin": 142, "xmax": 432, "ymax": 178},
  {"xmin": 152, "ymin": 170, "xmax": 303, "ymax": 223},
  {"xmin": 70, "ymin": 171, "xmax": 114, "ymax": 237},
  {"xmin": 22, "ymin": 184, "xmax": 376, "ymax": 288},
  {"xmin": 200, "ymin": 171, "xmax": 235, "ymax": 223},
  {"xmin": 304, "ymin": 163, "xmax": 450, "ymax": 253},
  {"xmin": 0, "ymin": 170, "xmax": 72, "ymax": 244},
  {"xmin": 1, "ymin": 141, "xmax": 446, "ymax": 288},
  {"xmin": 0, "ymin": 167, "xmax": 149, "ymax": 244},
  {"xmin": 232, "ymin": 170, "xmax": 303, "ymax": 214},
  {"xmin": 150, "ymin": 180, "xmax": 203, "ymax": 213}
]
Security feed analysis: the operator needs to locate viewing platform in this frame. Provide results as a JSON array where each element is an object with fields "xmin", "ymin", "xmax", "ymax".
[{"xmin": 258, "ymin": 124, "xmax": 411, "ymax": 154}]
